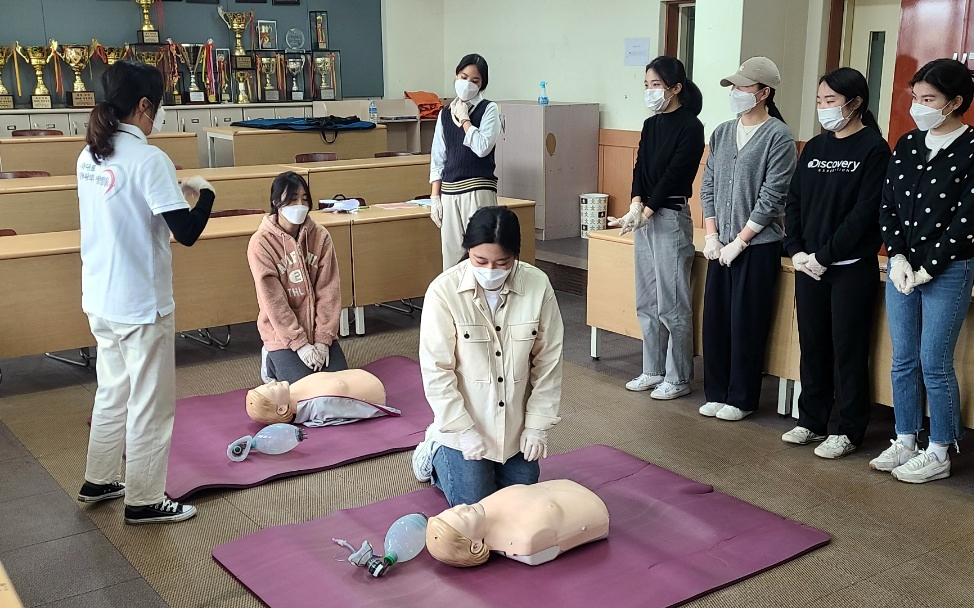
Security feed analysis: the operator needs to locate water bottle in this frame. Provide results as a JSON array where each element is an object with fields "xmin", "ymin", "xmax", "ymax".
[
  {"xmin": 227, "ymin": 423, "xmax": 307, "ymax": 462},
  {"xmin": 366, "ymin": 513, "xmax": 428, "ymax": 577},
  {"xmin": 369, "ymin": 99, "xmax": 378, "ymax": 124},
  {"xmin": 538, "ymin": 81, "xmax": 549, "ymax": 106}
]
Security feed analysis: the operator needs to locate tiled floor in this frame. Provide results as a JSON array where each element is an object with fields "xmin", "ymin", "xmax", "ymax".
[
  {"xmin": 536, "ymin": 236, "xmax": 588, "ymax": 269},
  {"xmin": 2, "ymin": 291, "xmax": 974, "ymax": 606}
]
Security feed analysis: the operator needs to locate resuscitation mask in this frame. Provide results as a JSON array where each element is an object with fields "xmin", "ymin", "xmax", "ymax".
[
  {"xmin": 471, "ymin": 263, "xmax": 511, "ymax": 291},
  {"xmin": 280, "ymin": 204, "xmax": 310, "ymax": 225},
  {"xmin": 455, "ymin": 79, "xmax": 479, "ymax": 102},
  {"xmin": 817, "ymin": 100, "xmax": 852, "ymax": 132},
  {"xmin": 729, "ymin": 88, "xmax": 758, "ymax": 115},
  {"xmin": 644, "ymin": 88, "xmax": 671, "ymax": 113},
  {"xmin": 910, "ymin": 101, "xmax": 950, "ymax": 131},
  {"xmin": 150, "ymin": 106, "xmax": 166, "ymax": 135}
]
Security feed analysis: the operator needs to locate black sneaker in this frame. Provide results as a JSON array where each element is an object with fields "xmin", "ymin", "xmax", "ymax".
[
  {"xmin": 77, "ymin": 480, "xmax": 126, "ymax": 503},
  {"xmin": 124, "ymin": 498, "xmax": 197, "ymax": 525}
]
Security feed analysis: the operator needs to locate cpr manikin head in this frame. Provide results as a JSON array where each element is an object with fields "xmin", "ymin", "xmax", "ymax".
[
  {"xmin": 426, "ymin": 503, "xmax": 489, "ymax": 567},
  {"xmin": 246, "ymin": 381, "xmax": 294, "ymax": 424},
  {"xmin": 245, "ymin": 368, "xmax": 387, "ymax": 424}
]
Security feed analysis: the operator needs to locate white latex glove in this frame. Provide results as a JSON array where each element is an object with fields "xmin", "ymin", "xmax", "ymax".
[
  {"xmin": 452, "ymin": 99, "xmax": 470, "ymax": 124},
  {"xmin": 703, "ymin": 234, "xmax": 722, "ymax": 260},
  {"xmin": 297, "ymin": 343, "xmax": 324, "ymax": 371},
  {"xmin": 889, "ymin": 254, "xmax": 915, "ymax": 295},
  {"xmin": 458, "ymin": 427, "xmax": 487, "ymax": 461},
  {"xmin": 791, "ymin": 252, "xmax": 809, "ymax": 271},
  {"xmin": 617, "ymin": 201, "xmax": 649, "ymax": 236},
  {"xmin": 805, "ymin": 253, "xmax": 827, "ymax": 277},
  {"xmin": 519, "ymin": 428, "xmax": 548, "ymax": 462},
  {"xmin": 718, "ymin": 236, "xmax": 748, "ymax": 267},
  {"xmin": 430, "ymin": 194, "xmax": 443, "ymax": 228},
  {"xmin": 913, "ymin": 267, "xmax": 933, "ymax": 287},
  {"xmin": 313, "ymin": 342, "xmax": 330, "ymax": 369},
  {"xmin": 180, "ymin": 175, "xmax": 215, "ymax": 201}
]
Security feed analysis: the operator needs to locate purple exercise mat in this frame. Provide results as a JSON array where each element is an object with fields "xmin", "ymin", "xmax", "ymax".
[
  {"xmin": 212, "ymin": 445, "xmax": 830, "ymax": 608},
  {"xmin": 165, "ymin": 356, "xmax": 432, "ymax": 501}
]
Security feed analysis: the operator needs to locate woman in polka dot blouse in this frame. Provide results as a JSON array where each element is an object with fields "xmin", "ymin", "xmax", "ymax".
[{"xmin": 872, "ymin": 58, "xmax": 974, "ymax": 483}]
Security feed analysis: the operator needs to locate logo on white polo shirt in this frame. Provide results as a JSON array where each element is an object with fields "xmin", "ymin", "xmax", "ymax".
[{"xmin": 807, "ymin": 159, "xmax": 860, "ymax": 173}]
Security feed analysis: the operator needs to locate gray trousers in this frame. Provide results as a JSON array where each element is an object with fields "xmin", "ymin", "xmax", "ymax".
[
  {"xmin": 441, "ymin": 189, "xmax": 497, "ymax": 271},
  {"xmin": 266, "ymin": 341, "xmax": 348, "ymax": 384},
  {"xmin": 633, "ymin": 206, "xmax": 695, "ymax": 384}
]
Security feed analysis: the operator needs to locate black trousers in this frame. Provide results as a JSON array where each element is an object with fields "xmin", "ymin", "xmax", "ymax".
[
  {"xmin": 703, "ymin": 243, "xmax": 780, "ymax": 411},
  {"xmin": 266, "ymin": 341, "xmax": 348, "ymax": 384},
  {"xmin": 795, "ymin": 258, "xmax": 879, "ymax": 445}
]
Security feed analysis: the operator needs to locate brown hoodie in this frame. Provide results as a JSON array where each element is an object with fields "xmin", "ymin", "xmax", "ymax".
[{"xmin": 247, "ymin": 214, "xmax": 342, "ymax": 352}]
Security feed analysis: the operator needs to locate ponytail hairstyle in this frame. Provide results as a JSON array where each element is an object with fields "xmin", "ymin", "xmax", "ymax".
[
  {"xmin": 646, "ymin": 56, "xmax": 703, "ymax": 116},
  {"xmin": 819, "ymin": 67, "xmax": 881, "ymax": 133},
  {"xmin": 269, "ymin": 171, "xmax": 312, "ymax": 215},
  {"xmin": 910, "ymin": 58, "xmax": 974, "ymax": 116},
  {"xmin": 460, "ymin": 206, "xmax": 521, "ymax": 262},
  {"xmin": 759, "ymin": 84, "xmax": 786, "ymax": 124},
  {"xmin": 86, "ymin": 60, "xmax": 164, "ymax": 163}
]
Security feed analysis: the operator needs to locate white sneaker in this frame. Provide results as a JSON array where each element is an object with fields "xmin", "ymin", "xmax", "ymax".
[
  {"xmin": 698, "ymin": 402, "xmax": 727, "ymax": 417},
  {"xmin": 411, "ymin": 436, "xmax": 436, "ymax": 483},
  {"xmin": 869, "ymin": 439, "xmax": 919, "ymax": 472},
  {"xmin": 891, "ymin": 450, "xmax": 951, "ymax": 483},
  {"xmin": 781, "ymin": 426, "xmax": 826, "ymax": 445},
  {"xmin": 814, "ymin": 435, "xmax": 856, "ymax": 459},
  {"xmin": 650, "ymin": 382, "xmax": 691, "ymax": 400},
  {"xmin": 260, "ymin": 347, "xmax": 274, "ymax": 383},
  {"xmin": 716, "ymin": 405, "xmax": 752, "ymax": 421},
  {"xmin": 626, "ymin": 374, "xmax": 664, "ymax": 392}
]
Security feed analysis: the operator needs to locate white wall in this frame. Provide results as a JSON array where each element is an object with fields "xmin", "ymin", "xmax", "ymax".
[
  {"xmin": 381, "ymin": 0, "xmax": 445, "ymax": 97},
  {"xmin": 694, "ymin": 0, "xmax": 746, "ymax": 137},
  {"xmin": 441, "ymin": 0, "xmax": 665, "ymax": 131}
]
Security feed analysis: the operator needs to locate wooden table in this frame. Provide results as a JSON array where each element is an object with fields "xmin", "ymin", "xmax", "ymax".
[
  {"xmin": 345, "ymin": 197, "xmax": 536, "ymax": 334},
  {"xmin": 0, "ymin": 213, "xmax": 352, "ymax": 362},
  {"xmin": 283, "ymin": 155, "xmax": 431, "ymax": 204},
  {"xmin": 205, "ymin": 126, "xmax": 388, "ymax": 168},
  {"xmin": 0, "ymin": 132, "xmax": 199, "ymax": 175}
]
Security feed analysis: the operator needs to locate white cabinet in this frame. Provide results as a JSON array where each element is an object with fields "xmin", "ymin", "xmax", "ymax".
[
  {"xmin": 29, "ymin": 113, "xmax": 70, "ymax": 134},
  {"xmin": 0, "ymin": 114, "xmax": 31, "ymax": 138},
  {"xmin": 68, "ymin": 114, "xmax": 90, "ymax": 136},
  {"xmin": 274, "ymin": 106, "xmax": 308, "ymax": 119},
  {"xmin": 175, "ymin": 108, "xmax": 210, "ymax": 134},
  {"xmin": 242, "ymin": 107, "xmax": 277, "ymax": 121},
  {"xmin": 210, "ymin": 107, "xmax": 243, "ymax": 128},
  {"xmin": 158, "ymin": 110, "xmax": 179, "ymax": 133}
]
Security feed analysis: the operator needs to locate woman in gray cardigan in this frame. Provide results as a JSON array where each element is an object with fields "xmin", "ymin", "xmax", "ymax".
[{"xmin": 698, "ymin": 57, "xmax": 797, "ymax": 421}]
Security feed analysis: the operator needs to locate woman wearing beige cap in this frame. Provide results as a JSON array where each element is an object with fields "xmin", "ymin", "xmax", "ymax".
[{"xmin": 698, "ymin": 56, "xmax": 797, "ymax": 421}]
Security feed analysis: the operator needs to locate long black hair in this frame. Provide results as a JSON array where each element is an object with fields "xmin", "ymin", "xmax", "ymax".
[
  {"xmin": 759, "ymin": 84, "xmax": 786, "ymax": 124},
  {"xmin": 269, "ymin": 171, "xmax": 312, "ymax": 216},
  {"xmin": 456, "ymin": 54, "xmax": 489, "ymax": 92},
  {"xmin": 819, "ymin": 67, "xmax": 881, "ymax": 133},
  {"xmin": 86, "ymin": 61, "xmax": 164, "ymax": 163},
  {"xmin": 460, "ymin": 206, "xmax": 520, "ymax": 261},
  {"xmin": 910, "ymin": 58, "xmax": 974, "ymax": 115},
  {"xmin": 646, "ymin": 56, "xmax": 703, "ymax": 116}
]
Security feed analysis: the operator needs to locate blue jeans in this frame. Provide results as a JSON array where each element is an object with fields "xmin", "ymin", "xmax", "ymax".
[
  {"xmin": 886, "ymin": 259, "xmax": 974, "ymax": 445},
  {"xmin": 431, "ymin": 446, "xmax": 540, "ymax": 506}
]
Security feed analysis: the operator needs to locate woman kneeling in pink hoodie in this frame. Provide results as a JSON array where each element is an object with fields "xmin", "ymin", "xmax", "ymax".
[{"xmin": 248, "ymin": 172, "xmax": 347, "ymax": 383}]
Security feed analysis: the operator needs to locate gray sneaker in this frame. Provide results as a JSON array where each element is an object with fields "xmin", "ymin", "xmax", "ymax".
[
  {"xmin": 869, "ymin": 439, "xmax": 919, "ymax": 472},
  {"xmin": 411, "ymin": 436, "xmax": 436, "ymax": 483},
  {"xmin": 891, "ymin": 451, "xmax": 951, "ymax": 484},
  {"xmin": 781, "ymin": 426, "xmax": 826, "ymax": 445},
  {"xmin": 814, "ymin": 435, "xmax": 856, "ymax": 459},
  {"xmin": 626, "ymin": 374, "xmax": 664, "ymax": 392}
]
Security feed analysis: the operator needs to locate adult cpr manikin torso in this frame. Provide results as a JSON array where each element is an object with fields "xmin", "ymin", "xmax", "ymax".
[{"xmin": 247, "ymin": 369, "xmax": 399, "ymax": 426}]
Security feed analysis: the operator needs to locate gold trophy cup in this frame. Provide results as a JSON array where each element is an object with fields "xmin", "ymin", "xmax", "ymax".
[
  {"xmin": 62, "ymin": 45, "xmax": 96, "ymax": 107},
  {"xmin": 218, "ymin": 7, "xmax": 253, "ymax": 68},
  {"xmin": 135, "ymin": 0, "xmax": 160, "ymax": 44},
  {"xmin": 314, "ymin": 55, "xmax": 335, "ymax": 101},
  {"xmin": 234, "ymin": 71, "xmax": 251, "ymax": 104},
  {"xmin": 14, "ymin": 40, "xmax": 58, "ymax": 109},
  {"xmin": 177, "ymin": 43, "xmax": 207, "ymax": 103},
  {"xmin": 92, "ymin": 40, "xmax": 129, "ymax": 66},
  {"xmin": 132, "ymin": 48, "xmax": 162, "ymax": 68},
  {"xmin": 259, "ymin": 56, "xmax": 280, "ymax": 101},
  {"xmin": 0, "ymin": 47, "xmax": 13, "ymax": 109},
  {"xmin": 286, "ymin": 55, "xmax": 306, "ymax": 101}
]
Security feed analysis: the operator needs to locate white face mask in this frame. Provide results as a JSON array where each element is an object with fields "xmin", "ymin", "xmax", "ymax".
[
  {"xmin": 910, "ymin": 101, "xmax": 950, "ymax": 131},
  {"xmin": 471, "ymin": 263, "xmax": 511, "ymax": 291},
  {"xmin": 644, "ymin": 88, "xmax": 671, "ymax": 113},
  {"xmin": 729, "ymin": 88, "xmax": 758, "ymax": 115},
  {"xmin": 150, "ymin": 106, "xmax": 166, "ymax": 135},
  {"xmin": 455, "ymin": 78, "xmax": 479, "ymax": 102},
  {"xmin": 817, "ymin": 100, "xmax": 853, "ymax": 132},
  {"xmin": 280, "ymin": 204, "xmax": 309, "ymax": 225}
]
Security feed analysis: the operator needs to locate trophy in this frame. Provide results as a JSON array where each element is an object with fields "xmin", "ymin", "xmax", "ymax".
[
  {"xmin": 259, "ymin": 56, "xmax": 280, "ymax": 102},
  {"xmin": 310, "ymin": 11, "xmax": 328, "ymax": 50},
  {"xmin": 61, "ymin": 45, "xmax": 95, "ymax": 107},
  {"xmin": 92, "ymin": 40, "xmax": 129, "ymax": 66},
  {"xmin": 314, "ymin": 55, "xmax": 335, "ymax": 101},
  {"xmin": 234, "ymin": 71, "xmax": 251, "ymax": 104},
  {"xmin": 216, "ymin": 50, "xmax": 231, "ymax": 103},
  {"xmin": 14, "ymin": 40, "xmax": 58, "ymax": 109},
  {"xmin": 217, "ymin": 7, "xmax": 253, "ymax": 68},
  {"xmin": 163, "ymin": 41, "xmax": 182, "ymax": 105},
  {"xmin": 132, "ymin": 47, "xmax": 162, "ymax": 68},
  {"xmin": 177, "ymin": 43, "xmax": 207, "ymax": 103},
  {"xmin": 286, "ymin": 55, "xmax": 306, "ymax": 101},
  {"xmin": 0, "ymin": 47, "xmax": 13, "ymax": 109},
  {"xmin": 135, "ymin": 0, "xmax": 160, "ymax": 44}
]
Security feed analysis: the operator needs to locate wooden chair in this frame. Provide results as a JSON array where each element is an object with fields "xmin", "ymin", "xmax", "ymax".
[
  {"xmin": 11, "ymin": 129, "xmax": 63, "ymax": 137},
  {"xmin": 0, "ymin": 171, "xmax": 51, "ymax": 179},
  {"xmin": 374, "ymin": 151, "xmax": 418, "ymax": 158},
  {"xmin": 174, "ymin": 165, "xmax": 184, "ymax": 171},
  {"xmin": 295, "ymin": 152, "xmax": 338, "ymax": 163}
]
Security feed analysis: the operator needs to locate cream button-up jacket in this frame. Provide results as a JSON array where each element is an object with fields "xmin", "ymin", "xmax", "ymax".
[{"xmin": 420, "ymin": 260, "xmax": 564, "ymax": 463}]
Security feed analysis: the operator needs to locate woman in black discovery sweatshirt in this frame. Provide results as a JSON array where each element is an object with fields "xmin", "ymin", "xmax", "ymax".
[
  {"xmin": 609, "ymin": 56, "xmax": 704, "ymax": 400},
  {"xmin": 871, "ymin": 58, "xmax": 974, "ymax": 484},
  {"xmin": 782, "ymin": 68, "xmax": 890, "ymax": 460}
]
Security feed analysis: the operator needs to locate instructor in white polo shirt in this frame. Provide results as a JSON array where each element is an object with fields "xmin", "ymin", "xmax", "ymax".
[{"xmin": 75, "ymin": 61, "xmax": 214, "ymax": 525}]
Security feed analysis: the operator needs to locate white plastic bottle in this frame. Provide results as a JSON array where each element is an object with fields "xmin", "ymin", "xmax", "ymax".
[{"xmin": 369, "ymin": 99, "xmax": 378, "ymax": 124}]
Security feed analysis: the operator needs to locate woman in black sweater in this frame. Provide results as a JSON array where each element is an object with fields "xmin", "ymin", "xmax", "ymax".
[
  {"xmin": 609, "ymin": 56, "xmax": 704, "ymax": 400},
  {"xmin": 871, "ymin": 58, "xmax": 974, "ymax": 483},
  {"xmin": 782, "ymin": 67, "xmax": 890, "ymax": 459}
]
